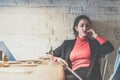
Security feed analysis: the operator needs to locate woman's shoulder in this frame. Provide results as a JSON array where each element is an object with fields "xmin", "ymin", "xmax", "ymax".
[
  {"xmin": 62, "ymin": 39, "xmax": 76, "ymax": 47},
  {"xmin": 62, "ymin": 39, "xmax": 76, "ymax": 45},
  {"xmin": 64, "ymin": 39, "xmax": 76, "ymax": 42}
]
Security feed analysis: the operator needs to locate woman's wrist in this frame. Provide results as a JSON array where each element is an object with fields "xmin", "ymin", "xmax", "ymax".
[
  {"xmin": 95, "ymin": 35, "xmax": 107, "ymax": 45},
  {"xmin": 93, "ymin": 34, "xmax": 98, "ymax": 38}
]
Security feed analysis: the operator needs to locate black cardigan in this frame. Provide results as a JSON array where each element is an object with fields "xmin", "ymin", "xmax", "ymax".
[{"xmin": 53, "ymin": 38, "xmax": 114, "ymax": 80}]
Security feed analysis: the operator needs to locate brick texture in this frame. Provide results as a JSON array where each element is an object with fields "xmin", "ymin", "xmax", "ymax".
[{"xmin": 0, "ymin": 0, "xmax": 119, "ymax": 79}]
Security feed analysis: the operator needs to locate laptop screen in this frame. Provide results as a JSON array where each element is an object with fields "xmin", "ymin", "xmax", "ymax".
[{"xmin": 0, "ymin": 41, "xmax": 16, "ymax": 61}]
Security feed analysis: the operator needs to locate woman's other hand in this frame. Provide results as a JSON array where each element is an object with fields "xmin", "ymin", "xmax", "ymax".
[{"xmin": 56, "ymin": 58, "xmax": 68, "ymax": 67}]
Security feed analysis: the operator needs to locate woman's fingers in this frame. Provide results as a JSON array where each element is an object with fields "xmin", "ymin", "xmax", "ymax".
[{"xmin": 57, "ymin": 58, "xmax": 68, "ymax": 66}]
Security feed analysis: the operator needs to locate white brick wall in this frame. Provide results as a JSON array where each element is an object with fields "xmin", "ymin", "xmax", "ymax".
[{"xmin": 0, "ymin": 0, "xmax": 120, "ymax": 79}]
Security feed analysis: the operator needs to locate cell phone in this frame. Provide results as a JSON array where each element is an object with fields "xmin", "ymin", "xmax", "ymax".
[
  {"xmin": 87, "ymin": 32, "xmax": 93, "ymax": 36},
  {"xmin": 87, "ymin": 32, "xmax": 94, "ymax": 39}
]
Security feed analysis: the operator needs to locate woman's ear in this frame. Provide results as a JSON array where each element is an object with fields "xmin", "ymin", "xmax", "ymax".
[{"xmin": 75, "ymin": 26, "xmax": 78, "ymax": 31}]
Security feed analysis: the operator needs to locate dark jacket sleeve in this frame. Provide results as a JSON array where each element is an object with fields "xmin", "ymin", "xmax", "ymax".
[
  {"xmin": 53, "ymin": 40, "xmax": 67, "ymax": 58},
  {"xmin": 97, "ymin": 41, "xmax": 114, "ymax": 55}
]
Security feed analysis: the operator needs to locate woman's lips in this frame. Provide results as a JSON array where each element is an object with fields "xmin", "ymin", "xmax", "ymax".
[{"xmin": 83, "ymin": 31, "xmax": 87, "ymax": 34}]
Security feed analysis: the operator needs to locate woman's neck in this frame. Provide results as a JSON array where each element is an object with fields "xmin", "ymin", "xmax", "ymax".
[{"xmin": 78, "ymin": 35, "xmax": 87, "ymax": 39}]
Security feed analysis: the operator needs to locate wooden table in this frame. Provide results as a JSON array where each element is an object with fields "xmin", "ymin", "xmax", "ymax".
[{"xmin": 0, "ymin": 61, "xmax": 65, "ymax": 80}]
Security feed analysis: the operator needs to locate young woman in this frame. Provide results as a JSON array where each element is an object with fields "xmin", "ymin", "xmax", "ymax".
[{"xmin": 52, "ymin": 15, "xmax": 114, "ymax": 80}]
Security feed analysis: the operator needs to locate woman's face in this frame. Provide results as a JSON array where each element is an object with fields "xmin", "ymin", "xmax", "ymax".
[{"xmin": 75, "ymin": 19, "xmax": 91, "ymax": 38}]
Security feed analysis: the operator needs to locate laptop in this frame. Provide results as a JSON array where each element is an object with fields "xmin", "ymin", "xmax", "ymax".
[{"xmin": 0, "ymin": 41, "xmax": 16, "ymax": 61}]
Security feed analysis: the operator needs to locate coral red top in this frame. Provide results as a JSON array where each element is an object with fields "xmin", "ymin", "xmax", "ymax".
[{"xmin": 70, "ymin": 35, "xmax": 106, "ymax": 70}]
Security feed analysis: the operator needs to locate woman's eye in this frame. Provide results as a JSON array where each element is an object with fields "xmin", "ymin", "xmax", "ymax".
[
  {"xmin": 80, "ymin": 24, "xmax": 84, "ymax": 27},
  {"xmin": 80, "ymin": 24, "xmax": 90, "ymax": 28}
]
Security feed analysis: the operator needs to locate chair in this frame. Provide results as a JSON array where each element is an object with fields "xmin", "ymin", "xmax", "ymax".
[
  {"xmin": 109, "ymin": 48, "xmax": 120, "ymax": 80},
  {"xmin": 101, "ymin": 54, "xmax": 110, "ymax": 80}
]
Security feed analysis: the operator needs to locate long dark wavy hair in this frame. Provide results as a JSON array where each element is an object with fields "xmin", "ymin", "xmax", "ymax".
[{"xmin": 73, "ymin": 15, "xmax": 91, "ymax": 37}]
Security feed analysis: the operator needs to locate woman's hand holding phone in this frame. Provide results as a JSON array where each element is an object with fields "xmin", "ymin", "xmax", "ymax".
[{"xmin": 87, "ymin": 29, "xmax": 98, "ymax": 39}]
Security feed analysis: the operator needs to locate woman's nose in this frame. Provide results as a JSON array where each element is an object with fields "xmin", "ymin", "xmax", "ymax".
[{"xmin": 83, "ymin": 25, "xmax": 87, "ymax": 30}]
